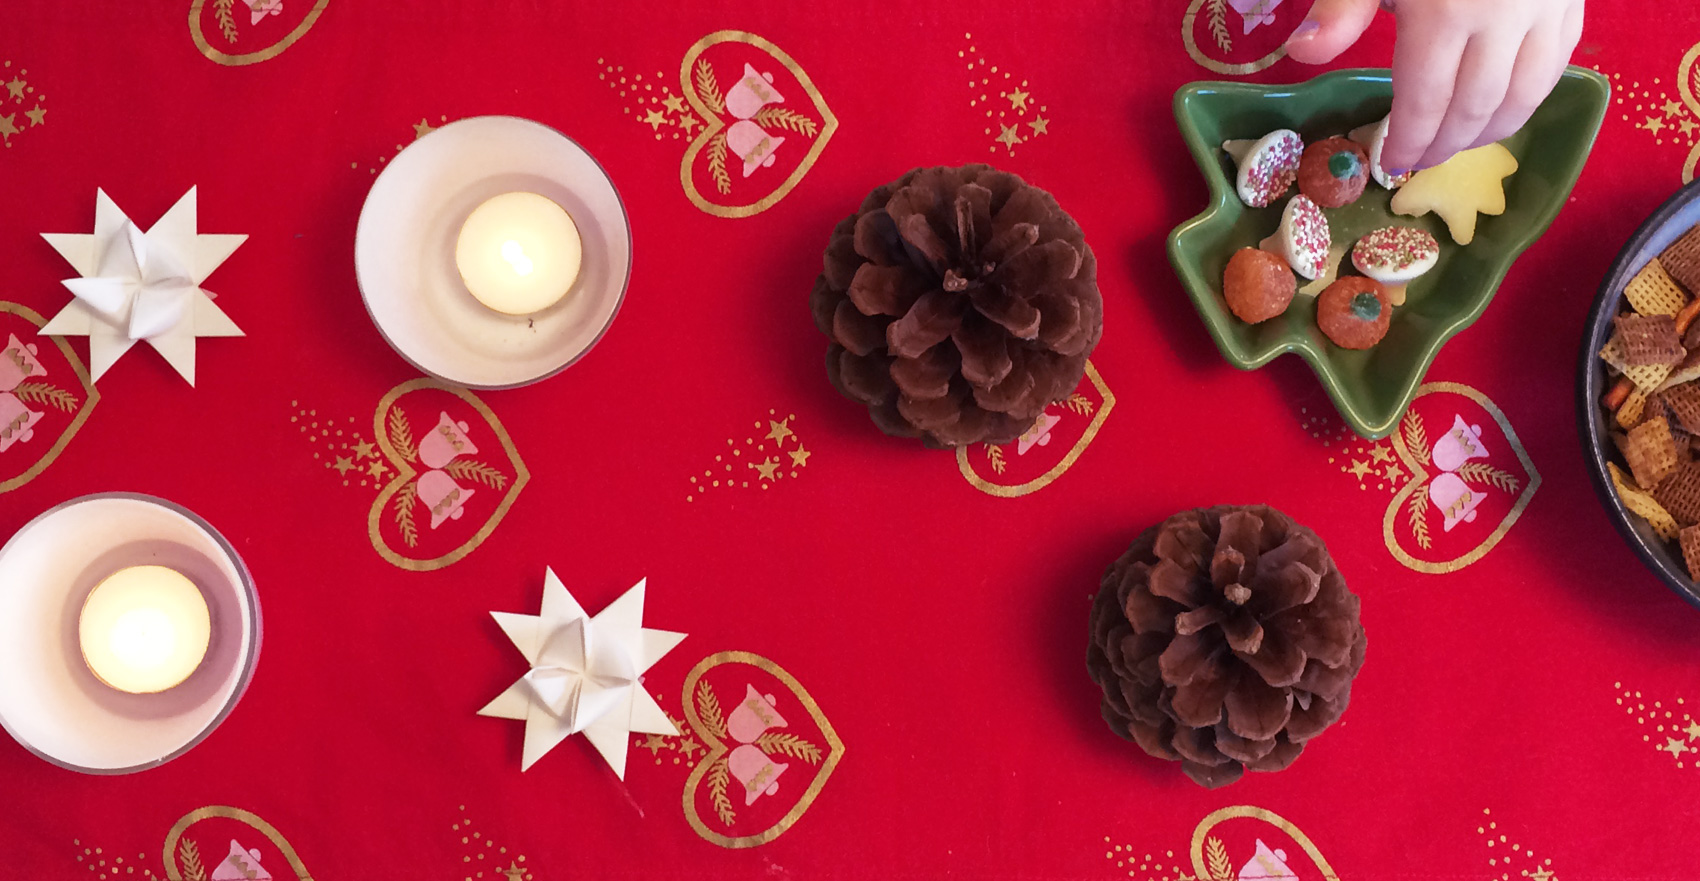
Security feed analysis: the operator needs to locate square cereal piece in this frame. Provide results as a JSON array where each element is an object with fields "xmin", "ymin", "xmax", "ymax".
[
  {"xmin": 1657, "ymin": 349, "xmax": 1700, "ymax": 391},
  {"xmin": 1654, "ymin": 461, "xmax": 1700, "ymax": 526},
  {"xmin": 1683, "ymin": 525, "xmax": 1700, "ymax": 579},
  {"xmin": 1626, "ymin": 257, "xmax": 1689, "ymax": 316},
  {"xmin": 1611, "ymin": 462, "xmax": 1682, "ymax": 539},
  {"xmin": 1675, "ymin": 429, "xmax": 1693, "ymax": 463},
  {"xmin": 1664, "ymin": 383, "xmax": 1700, "ymax": 434},
  {"xmin": 1602, "ymin": 334, "xmax": 1677, "ymax": 392},
  {"xmin": 1615, "ymin": 313, "xmax": 1687, "ymax": 367},
  {"xmin": 1626, "ymin": 418, "xmax": 1681, "ymax": 488},
  {"xmin": 1660, "ymin": 224, "xmax": 1700, "ymax": 293}
]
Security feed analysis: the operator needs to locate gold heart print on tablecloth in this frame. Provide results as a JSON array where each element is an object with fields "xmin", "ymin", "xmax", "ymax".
[
  {"xmin": 163, "ymin": 806, "xmax": 313, "ymax": 881},
  {"xmin": 1180, "ymin": 0, "xmax": 1297, "ymax": 76},
  {"xmin": 1382, "ymin": 382, "xmax": 1539, "ymax": 574},
  {"xmin": 955, "ymin": 361, "xmax": 1115, "ymax": 498},
  {"xmin": 680, "ymin": 651, "xmax": 844, "ymax": 848},
  {"xmin": 368, "ymin": 378, "xmax": 529, "ymax": 571},
  {"xmin": 0, "ymin": 302, "xmax": 97, "ymax": 497},
  {"xmin": 188, "ymin": 0, "xmax": 330, "ymax": 66},
  {"xmin": 677, "ymin": 31, "xmax": 837, "ymax": 218}
]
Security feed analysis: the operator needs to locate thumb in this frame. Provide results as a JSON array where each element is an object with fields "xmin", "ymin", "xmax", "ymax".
[{"xmin": 1284, "ymin": 0, "xmax": 1382, "ymax": 65}]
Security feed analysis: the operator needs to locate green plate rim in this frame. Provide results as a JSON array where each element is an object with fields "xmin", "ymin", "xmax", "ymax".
[{"xmin": 1165, "ymin": 65, "xmax": 1610, "ymax": 438}]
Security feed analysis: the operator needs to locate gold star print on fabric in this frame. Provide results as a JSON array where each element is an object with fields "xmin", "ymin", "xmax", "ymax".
[
  {"xmin": 1369, "ymin": 445, "xmax": 1394, "ymax": 464},
  {"xmin": 1644, "ymin": 115, "xmax": 1667, "ymax": 136},
  {"xmin": 412, "ymin": 118, "xmax": 436, "ymax": 139},
  {"xmin": 788, "ymin": 446, "xmax": 811, "ymax": 468},
  {"xmin": 662, "ymin": 94, "xmax": 686, "ymax": 114},
  {"xmin": 1028, "ymin": 116, "xmax": 1049, "ymax": 135},
  {"xmin": 332, "ymin": 456, "xmax": 355, "ymax": 476},
  {"xmin": 996, "ymin": 124, "xmax": 1023, "ymax": 149},
  {"xmin": 1661, "ymin": 737, "xmax": 1691, "ymax": 757},
  {"xmin": 1663, "ymin": 99, "xmax": 1685, "ymax": 117},
  {"xmin": 24, "ymin": 105, "xmax": 44, "ymax": 127},
  {"xmin": 765, "ymin": 418, "xmax": 794, "ymax": 445},
  {"xmin": 677, "ymin": 113, "xmax": 700, "ymax": 135},
  {"xmin": 3, "ymin": 76, "xmax": 23, "ymax": 100},
  {"xmin": 752, "ymin": 457, "xmax": 781, "ymax": 481},
  {"xmin": 1686, "ymin": 720, "xmax": 1700, "ymax": 740},
  {"xmin": 676, "ymin": 736, "xmax": 702, "ymax": 759},
  {"xmin": 640, "ymin": 733, "xmax": 670, "ymax": 757},
  {"xmin": 1005, "ymin": 88, "xmax": 1030, "ymax": 111},
  {"xmin": 366, "ymin": 459, "xmax": 389, "ymax": 480},
  {"xmin": 352, "ymin": 438, "xmax": 376, "ymax": 459},
  {"xmin": 1382, "ymin": 461, "xmax": 1405, "ymax": 482},
  {"xmin": 1683, "ymin": 118, "xmax": 1700, "ymax": 137},
  {"xmin": 1346, "ymin": 459, "xmax": 1373, "ymax": 480},
  {"xmin": 642, "ymin": 108, "xmax": 668, "ymax": 132},
  {"xmin": 0, "ymin": 114, "xmax": 16, "ymax": 138}
]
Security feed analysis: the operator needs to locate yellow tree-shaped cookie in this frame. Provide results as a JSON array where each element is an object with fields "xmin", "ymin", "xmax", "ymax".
[{"xmin": 1389, "ymin": 143, "xmax": 1518, "ymax": 245}]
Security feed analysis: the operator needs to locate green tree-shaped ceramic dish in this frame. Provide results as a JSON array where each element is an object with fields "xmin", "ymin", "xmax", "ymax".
[{"xmin": 1168, "ymin": 66, "xmax": 1608, "ymax": 438}]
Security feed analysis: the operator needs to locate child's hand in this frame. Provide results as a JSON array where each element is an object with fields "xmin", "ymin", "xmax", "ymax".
[{"xmin": 1284, "ymin": 0, "xmax": 1584, "ymax": 172}]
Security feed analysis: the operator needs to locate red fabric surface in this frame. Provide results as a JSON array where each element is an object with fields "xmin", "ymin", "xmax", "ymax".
[{"xmin": 2, "ymin": 2, "xmax": 1698, "ymax": 879}]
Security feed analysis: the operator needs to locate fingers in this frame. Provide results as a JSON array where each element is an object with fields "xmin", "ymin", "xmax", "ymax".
[
  {"xmin": 1413, "ymin": 32, "xmax": 1519, "ymax": 168},
  {"xmin": 1382, "ymin": 14, "xmax": 1468, "ymax": 171},
  {"xmin": 1469, "ymin": 18, "xmax": 1565, "ymax": 151},
  {"xmin": 1284, "ymin": 0, "xmax": 1383, "ymax": 64}
]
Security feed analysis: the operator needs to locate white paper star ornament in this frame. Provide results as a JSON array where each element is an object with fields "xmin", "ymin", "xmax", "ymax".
[
  {"xmin": 478, "ymin": 568, "xmax": 686, "ymax": 777},
  {"xmin": 40, "ymin": 187, "xmax": 246, "ymax": 385}
]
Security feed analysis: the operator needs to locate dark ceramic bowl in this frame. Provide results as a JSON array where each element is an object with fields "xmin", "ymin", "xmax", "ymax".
[{"xmin": 1579, "ymin": 177, "xmax": 1700, "ymax": 610}]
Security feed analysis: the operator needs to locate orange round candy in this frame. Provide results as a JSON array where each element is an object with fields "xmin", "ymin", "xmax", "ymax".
[
  {"xmin": 1298, "ymin": 137, "xmax": 1370, "ymax": 208},
  {"xmin": 1317, "ymin": 277, "xmax": 1391, "ymax": 349},
  {"xmin": 1223, "ymin": 248, "xmax": 1296, "ymax": 324}
]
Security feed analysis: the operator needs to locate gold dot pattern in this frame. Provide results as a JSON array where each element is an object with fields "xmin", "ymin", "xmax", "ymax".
[
  {"xmin": 1477, "ymin": 808, "xmax": 1558, "ymax": 881},
  {"xmin": 962, "ymin": 33, "xmax": 1050, "ymax": 156},
  {"xmin": 356, "ymin": 114, "xmax": 452, "ymax": 175},
  {"xmin": 1615, "ymin": 681, "xmax": 1699, "ymax": 769},
  {"xmin": 454, "ymin": 806, "xmax": 533, "ymax": 881},
  {"xmin": 686, "ymin": 409, "xmax": 812, "ymax": 503},
  {"xmin": 599, "ymin": 59, "xmax": 705, "ymax": 141},
  {"xmin": 291, "ymin": 400, "xmax": 387, "ymax": 490},
  {"xmin": 1099, "ymin": 836, "xmax": 1193, "ymax": 881},
  {"xmin": 0, "ymin": 60, "xmax": 48, "ymax": 151}
]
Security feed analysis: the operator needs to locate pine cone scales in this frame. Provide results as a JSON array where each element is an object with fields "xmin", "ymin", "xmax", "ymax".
[
  {"xmin": 812, "ymin": 165, "xmax": 1104, "ymax": 447},
  {"xmin": 1087, "ymin": 505, "xmax": 1367, "ymax": 789}
]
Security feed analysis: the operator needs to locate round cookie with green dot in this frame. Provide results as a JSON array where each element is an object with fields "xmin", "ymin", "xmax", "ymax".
[
  {"xmin": 1298, "ymin": 136, "xmax": 1370, "ymax": 209},
  {"xmin": 1317, "ymin": 276, "xmax": 1392, "ymax": 349}
]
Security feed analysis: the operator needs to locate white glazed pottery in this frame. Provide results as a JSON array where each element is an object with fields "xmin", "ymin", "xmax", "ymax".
[
  {"xmin": 355, "ymin": 115, "xmax": 633, "ymax": 389},
  {"xmin": 0, "ymin": 493, "xmax": 260, "ymax": 773}
]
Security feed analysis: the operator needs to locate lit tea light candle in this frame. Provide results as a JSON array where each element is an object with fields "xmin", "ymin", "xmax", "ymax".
[
  {"xmin": 78, "ymin": 565, "xmax": 211, "ymax": 694},
  {"xmin": 454, "ymin": 192, "xmax": 584, "ymax": 315}
]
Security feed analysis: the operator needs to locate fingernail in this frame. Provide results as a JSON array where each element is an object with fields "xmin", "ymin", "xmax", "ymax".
[
  {"xmin": 1286, "ymin": 19, "xmax": 1321, "ymax": 44},
  {"xmin": 1385, "ymin": 167, "xmax": 1410, "ymax": 177}
]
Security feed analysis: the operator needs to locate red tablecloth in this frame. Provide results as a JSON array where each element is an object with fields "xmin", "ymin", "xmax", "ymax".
[{"xmin": 2, "ymin": 2, "xmax": 1698, "ymax": 879}]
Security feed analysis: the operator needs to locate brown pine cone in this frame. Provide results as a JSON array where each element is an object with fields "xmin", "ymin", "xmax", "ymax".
[
  {"xmin": 1086, "ymin": 505, "xmax": 1367, "ymax": 788},
  {"xmin": 810, "ymin": 165, "xmax": 1103, "ymax": 447}
]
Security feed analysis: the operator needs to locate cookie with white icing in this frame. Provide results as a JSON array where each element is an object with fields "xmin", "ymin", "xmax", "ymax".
[
  {"xmin": 1259, "ymin": 195, "xmax": 1331, "ymax": 280},
  {"xmin": 1351, "ymin": 226, "xmax": 1440, "ymax": 284},
  {"xmin": 1222, "ymin": 129, "xmax": 1304, "ymax": 208}
]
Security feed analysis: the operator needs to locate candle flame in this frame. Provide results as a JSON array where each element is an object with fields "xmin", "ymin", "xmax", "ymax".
[
  {"xmin": 108, "ymin": 607, "xmax": 178, "ymax": 671},
  {"xmin": 501, "ymin": 240, "xmax": 535, "ymax": 277}
]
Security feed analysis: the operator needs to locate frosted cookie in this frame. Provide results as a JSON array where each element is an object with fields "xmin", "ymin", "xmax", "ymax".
[
  {"xmin": 1259, "ymin": 195, "xmax": 1330, "ymax": 280},
  {"xmin": 1351, "ymin": 226, "xmax": 1440, "ymax": 284},
  {"xmin": 1346, "ymin": 117, "xmax": 1413, "ymax": 190},
  {"xmin": 1222, "ymin": 129, "xmax": 1304, "ymax": 208}
]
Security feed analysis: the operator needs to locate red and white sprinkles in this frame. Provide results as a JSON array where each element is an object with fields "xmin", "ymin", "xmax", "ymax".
[
  {"xmin": 1232, "ymin": 129, "xmax": 1304, "ymax": 208},
  {"xmin": 1279, "ymin": 195, "xmax": 1331, "ymax": 279},
  {"xmin": 1352, "ymin": 225, "xmax": 1440, "ymax": 283}
]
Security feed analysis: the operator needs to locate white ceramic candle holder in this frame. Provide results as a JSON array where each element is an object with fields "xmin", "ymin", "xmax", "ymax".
[
  {"xmin": 0, "ymin": 493, "xmax": 260, "ymax": 773},
  {"xmin": 355, "ymin": 115, "xmax": 633, "ymax": 389}
]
